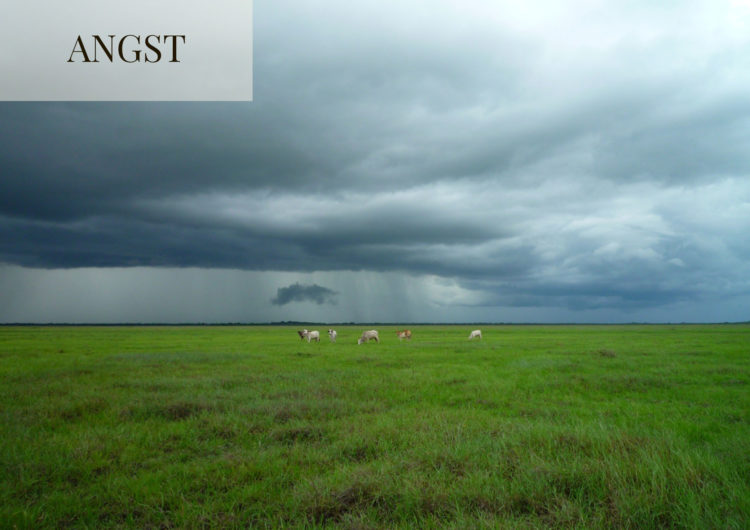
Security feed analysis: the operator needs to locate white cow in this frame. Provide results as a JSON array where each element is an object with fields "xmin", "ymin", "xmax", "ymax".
[
  {"xmin": 357, "ymin": 330, "xmax": 380, "ymax": 344},
  {"xmin": 328, "ymin": 329, "xmax": 337, "ymax": 343},
  {"xmin": 302, "ymin": 330, "xmax": 320, "ymax": 343},
  {"xmin": 468, "ymin": 329, "xmax": 482, "ymax": 340}
]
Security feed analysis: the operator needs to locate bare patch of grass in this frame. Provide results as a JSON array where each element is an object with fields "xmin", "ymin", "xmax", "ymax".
[
  {"xmin": 271, "ymin": 426, "xmax": 326, "ymax": 445},
  {"xmin": 719, "ymin": 379, "xmax": 746, "ymax": 386},
  {"xmin": 58, "ymin": 396, "xmax": 108, "ymax": 420},
  {"xmin": 340, "ymin": 443, "xmax": 379, "ymax": 463},
  {"xmin": 475, "ymin": 399, "xmax": 498, "ymax": 409},
  {"xmin": 119, "ymin": 400, "xmax": 216, "ymax": 421},
  {"xmin": 273, "ymin": 403, "xmax": 309, "ymax": 423},
  {"xmin": 301, "ymin": 476, "xmax": 398, "ymax": 526}
]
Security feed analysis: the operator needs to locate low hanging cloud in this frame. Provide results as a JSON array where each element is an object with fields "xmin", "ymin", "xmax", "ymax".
[{"xmin": 271, "ymin": 282, "xmax": 339, "ymax": 306}]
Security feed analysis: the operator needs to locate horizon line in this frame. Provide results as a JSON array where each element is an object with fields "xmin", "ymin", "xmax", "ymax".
[{"xmin": 1, "ymin": 321, "xmax": 749, "ymax": 327}]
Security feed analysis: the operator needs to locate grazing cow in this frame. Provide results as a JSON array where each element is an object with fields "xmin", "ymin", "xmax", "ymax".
[
  {"xmin": 328, "ymin": 329, "xmax": 337, "ymax": 343},
  {"xmin": 302, "ymin": 330, "xmax": 320, "ymax": 343},
  {"xmin": 357, "ymin": 330, "xmax": 380, "ymax": 344},
  {"xmin": 468, "ymin": 329, "xmax": 482, "ymax": 340},
  {"xmin": 396, "ymin": 329, "xmax": 412, "ymax": 341}
]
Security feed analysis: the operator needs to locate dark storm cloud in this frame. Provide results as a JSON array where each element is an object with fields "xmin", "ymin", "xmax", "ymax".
[
  {"xmin": 271, "ymin": 283, "xmax": 338, "ymax": 306},
  {"xmin": 1, "ymin": 0, "xmax": 750, "ymax": 318}
]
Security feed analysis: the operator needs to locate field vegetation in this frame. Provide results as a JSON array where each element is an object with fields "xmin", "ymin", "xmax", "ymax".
[{"xmin": 1, "ymin": 324, "xmax": 749, "ymax": 528}]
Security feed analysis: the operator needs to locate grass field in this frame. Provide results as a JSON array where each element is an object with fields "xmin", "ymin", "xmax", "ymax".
[{"xmin": 1, "ymin": 324, "xmax": 749, "ymax": 528}]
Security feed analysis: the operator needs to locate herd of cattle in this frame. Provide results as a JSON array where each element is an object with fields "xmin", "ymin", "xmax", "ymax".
[{"xmin": 296, "ymin": 328, "xmax": 483, "ymax": 344}]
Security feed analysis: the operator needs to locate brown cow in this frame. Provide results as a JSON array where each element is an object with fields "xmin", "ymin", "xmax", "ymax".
[{"xmin": 396, "ymin": 329, "xmax": 412, "ymax": 341}]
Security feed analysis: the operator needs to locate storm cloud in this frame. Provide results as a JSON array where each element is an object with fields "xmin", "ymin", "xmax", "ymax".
[
  {"xmin": 271, "ymin": 283, "xmax": 338, "ymax": 306},
  {"xmin": 1, "ymin": 0, "xmax": 749, "ymax": 322}
]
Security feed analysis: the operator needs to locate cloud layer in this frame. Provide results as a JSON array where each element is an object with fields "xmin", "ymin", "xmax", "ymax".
[{"xmin": 1, "ymin": 0, "xmax": 749, "ymax": 322}]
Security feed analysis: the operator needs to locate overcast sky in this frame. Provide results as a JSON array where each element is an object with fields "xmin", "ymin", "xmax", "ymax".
[{"xmin": 1, "ymin": 0, "xmax": 750, "ymax": 323}]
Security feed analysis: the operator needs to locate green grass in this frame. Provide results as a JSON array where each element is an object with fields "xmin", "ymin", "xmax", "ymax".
[{"xmin": 1, "ymin": 325, "xmax": 748, "ymax": 528}]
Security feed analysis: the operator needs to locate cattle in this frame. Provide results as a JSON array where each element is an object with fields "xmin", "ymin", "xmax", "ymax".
[
  {"xmin": 396, "ymin": 329, "xmax": 412, "ymax": 341},
  {"xmin": 357, "ymin": 330, "xmax": 379, "ymax": 344},
  {"xmin": 328, "ymin": 329, "xmax": 337, "ymax": 343},
  {"xmin": 468, "ymin": 329, "xmax": 482, "ymax": 340},
  {"xmin": 301, "ymin": 329, "xmax": 320, "ymax": 343}
]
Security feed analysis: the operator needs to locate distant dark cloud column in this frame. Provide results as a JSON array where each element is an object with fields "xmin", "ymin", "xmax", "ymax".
[{"xmin": 271, "ymin": 282, "xmax": 339, "ymax": 306}]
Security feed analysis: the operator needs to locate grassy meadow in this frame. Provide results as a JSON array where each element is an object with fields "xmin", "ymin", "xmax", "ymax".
[{"xmin": 1, "ymin": 324, "xmax": 749, "ymax": 528}]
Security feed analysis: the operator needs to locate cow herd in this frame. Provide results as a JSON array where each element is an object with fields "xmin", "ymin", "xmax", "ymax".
[{"xmin": 297, "ymin": 328, "xmax": 483, "ymax": 344}]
